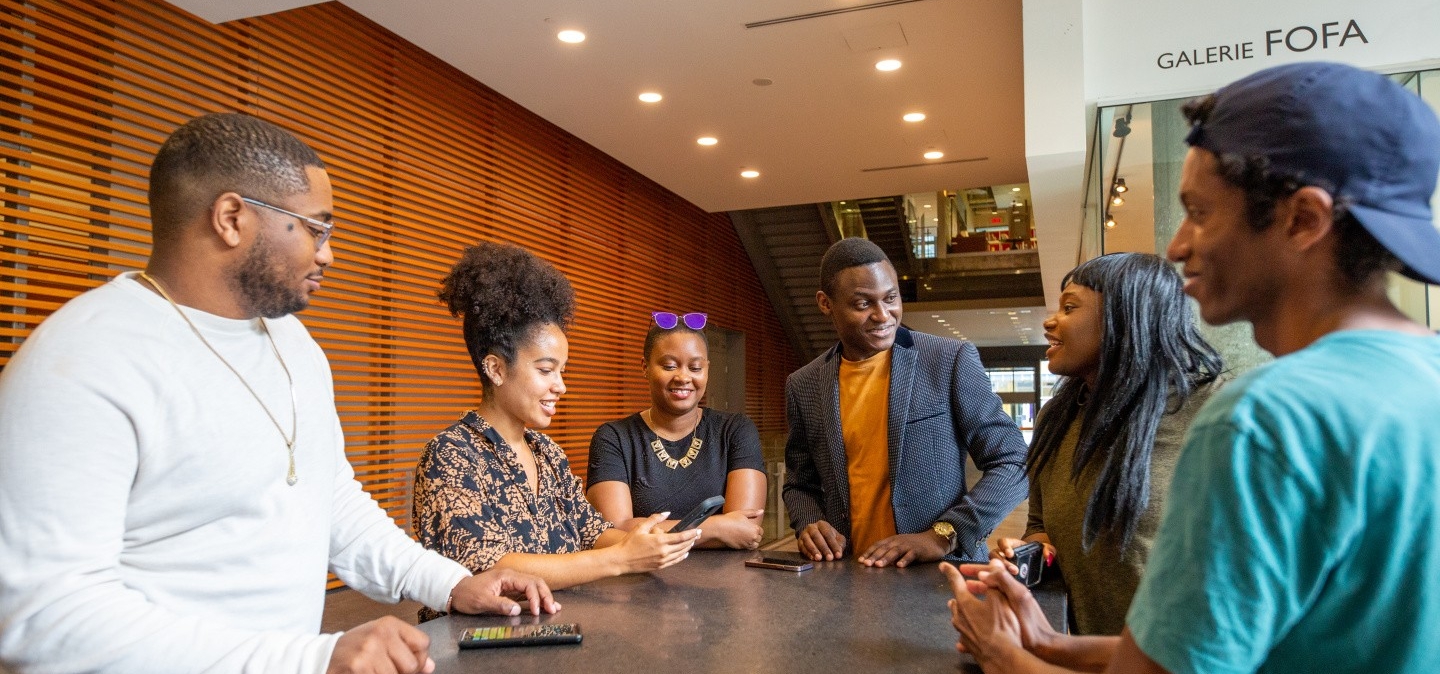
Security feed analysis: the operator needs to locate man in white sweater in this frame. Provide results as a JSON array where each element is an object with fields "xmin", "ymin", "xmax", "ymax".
[{"xmin": 0, "ymin": 113, "xmax": 557, "ymax": 673}]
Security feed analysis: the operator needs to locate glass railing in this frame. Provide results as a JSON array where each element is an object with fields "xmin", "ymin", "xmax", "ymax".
[{"xmin": 1092, "ymin": 66, "xmax": 1440, "ymax": 373}]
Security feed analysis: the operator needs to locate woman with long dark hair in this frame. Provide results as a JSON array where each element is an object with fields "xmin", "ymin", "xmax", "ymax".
[{"xmin": 991, "ymin": 252, "xmax": 1225, "ymax": 635}]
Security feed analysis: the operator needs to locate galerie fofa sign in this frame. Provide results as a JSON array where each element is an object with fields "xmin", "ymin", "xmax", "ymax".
[
  {"xmin": 1156, "ymin": 20, "xmax": 1369, "ymax": 70},
  {"xmin": 1084, "ymin": 0, "xmax": 1440, "ymax": 103},
  {"xmin": 1156, "ymin": 20, "xmax": 1368, "ymax": 70}
]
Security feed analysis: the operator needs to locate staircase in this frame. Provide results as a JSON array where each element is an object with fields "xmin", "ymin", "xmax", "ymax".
[
  {"xmin": 728, "ymin": 204, "xmax": 837, "ymax": 362},
  {"xmin": 854, "ymin": 197, "xmax": 912, "ymax": 267}
]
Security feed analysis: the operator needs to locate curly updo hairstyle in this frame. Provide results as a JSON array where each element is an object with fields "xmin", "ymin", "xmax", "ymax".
[{"xmin": 439, "ymin": 242, "xmax": 576, "ymax": 392}]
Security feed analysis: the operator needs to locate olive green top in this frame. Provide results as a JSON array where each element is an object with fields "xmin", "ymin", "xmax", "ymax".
[{"xmin": 1025, "ymin": 378, "xmax": 1224, "ymax": 635}]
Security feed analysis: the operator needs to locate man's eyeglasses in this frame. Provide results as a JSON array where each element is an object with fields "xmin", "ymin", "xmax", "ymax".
[
  {"xmin": 241, "ymin": 197, "xmax": 335, "ymax": 249},
  {"xmin": 652, "ymin": 312, "xmax": 707, "ymax": 330}
]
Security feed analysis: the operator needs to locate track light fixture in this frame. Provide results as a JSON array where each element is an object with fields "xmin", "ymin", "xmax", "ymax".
[
  {"xmin": 1114, "ymin": 177, "xmax": 1128, "ymax": 193},
  {"xmin": 1113, "ymin": 114, "xmax": 1132, "ymax": 138},
  {"xmin": 1104, "ymin": 214, "xmax": 1116, "ymax": 228}
]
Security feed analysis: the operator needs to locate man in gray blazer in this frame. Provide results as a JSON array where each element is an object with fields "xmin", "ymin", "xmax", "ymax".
[{"xmin": 783, "ymin": 237, "xmax": 1028, "ymax": 565}]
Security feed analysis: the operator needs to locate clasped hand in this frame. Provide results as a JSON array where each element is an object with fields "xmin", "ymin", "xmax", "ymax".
[{"xmin": 940, "ymin": 559, "xmax": 1060, "ymax": 666}]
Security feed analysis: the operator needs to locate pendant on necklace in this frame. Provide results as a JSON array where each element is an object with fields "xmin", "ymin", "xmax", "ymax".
[{"xmin": 286, "ymin": 451, "xmax": 298, "ymax": 486}]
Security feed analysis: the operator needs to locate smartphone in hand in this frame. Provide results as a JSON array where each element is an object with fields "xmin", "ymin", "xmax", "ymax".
[
  {"xmin": 1010, "ymin": 541, "xmax": 1045, "ymax": 587},
  {"xmin": 667, "ymin": 495, "xmax": 724, "ymax": 533}
]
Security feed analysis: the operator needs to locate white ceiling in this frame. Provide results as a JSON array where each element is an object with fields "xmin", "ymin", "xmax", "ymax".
[
  {"xmin": 170, "ymin": 0, "xmax": 1038, "ymax": 346},
  {"xmin": 904, "ymin": 304, "xmax": 1048, "ymax": 348},
  {"xmin": 171, "ymin": 0, "xmax": 1027, "ymax": 214}
]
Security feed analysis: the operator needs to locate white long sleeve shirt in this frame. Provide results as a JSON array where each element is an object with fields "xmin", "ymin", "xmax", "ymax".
[{"xmin": 0, "ymin": 273, "xmax": 470, "ymax": 673}]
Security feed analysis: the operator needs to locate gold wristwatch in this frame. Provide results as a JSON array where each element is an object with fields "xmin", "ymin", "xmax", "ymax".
[{"xmin": 932, "ymin": 521, "xmax": 957, "ymax": 554}]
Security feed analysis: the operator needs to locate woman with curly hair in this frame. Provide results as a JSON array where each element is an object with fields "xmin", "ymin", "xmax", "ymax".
[
  {"xmin": 989, "ymin": 252, "xmax": 1226, "ymax": 635},
  {"xmin": 585, "ymin": 314, "xmax": 768, "ymax": 550},
  {"xmin": 413, "ymin": 242, "xmax": 698, "ymax": 605}
]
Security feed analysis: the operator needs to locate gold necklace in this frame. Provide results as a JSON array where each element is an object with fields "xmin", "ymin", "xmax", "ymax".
[
  {"xmin": 139, "ymin": 272, "xmax": 299, "ymax": 486},
  {"xmin": 644, "ymin": 409, "xmax": 703, "ymax": 470}
]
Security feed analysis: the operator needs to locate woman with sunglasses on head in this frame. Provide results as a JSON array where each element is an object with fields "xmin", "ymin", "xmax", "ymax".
[
  {"xmin": 413, "ymin": 243, "xmax": 699, "ymax": 611},
  {"xmin": 989, "ymin": 252, "xmax": 1226, "ymax": 636},
  {"xmin": 585, "ymin": 312, "xmax": 768, "ymax": 550}
]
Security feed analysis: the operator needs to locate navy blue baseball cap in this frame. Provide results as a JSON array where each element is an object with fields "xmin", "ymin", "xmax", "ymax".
[{"xmin": 1185, "ymin": 61, "xmax": 1440, "ymax": 285}]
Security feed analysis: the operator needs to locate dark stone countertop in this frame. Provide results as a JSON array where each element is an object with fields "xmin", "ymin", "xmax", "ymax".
[{"xmin": 418, "ymin": 549, "xmax": 1066, "ymax": 673}]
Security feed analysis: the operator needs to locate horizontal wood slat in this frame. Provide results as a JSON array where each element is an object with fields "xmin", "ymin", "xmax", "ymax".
[{"xmin": 0, "ymin": 0, "xmax": 799, "ymax": 591}]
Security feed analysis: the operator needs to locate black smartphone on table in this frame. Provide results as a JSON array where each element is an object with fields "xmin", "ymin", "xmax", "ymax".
[
  {"xmin": 745, "ymin": 554, "xmax": 814, "ymax": 572},
  {"xmin": 1010, "ymin": 541, "xmax": 1045, "ymax": 587},
  {"xmin": 667, "ymin": 495, "xmax": 724, "ymax": 533},
  {"xmin": 458, "ymin": 623, "xmax": 582, "ymax": 649}
]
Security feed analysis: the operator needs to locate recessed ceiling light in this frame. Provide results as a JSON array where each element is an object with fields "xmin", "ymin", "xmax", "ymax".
[
  {"xmin": 557, "ymin": 30, "xmax": 586, "ymax": 43},
  {"xmin": 931, "ymin": 315, "xmax": 940, "ymax": 318},
  {"xmin": 875, "ymin": 59, "xmax": 902, "ymax": 72},
  {"xmin": 937, "ymin": 319, "xmax": 946, "ymax": 323},
  {"xmin": 923, "ymin": 150, "xmax": 944, "ymax": 160},
  {"xmin": 923, "ymin": 204, "xmax": 932, "ymax": 208},
  {"xmin": 1011, "ymin": 187, "xmax": 1021, "ymax": 192},
  {"xmin": 740, "ymin": 169, "xmax": 760, "ymax": 179},
  {"xmin": 638, "ymin": 92, "xmax": 663, "ymax": 103},
  {"xmin": 697, "ymin": 137, "xmax": 718, "ymax": 146},
  {"xmin": 903, "ymin": 112, "xmax": 926, "ymax": 122}
]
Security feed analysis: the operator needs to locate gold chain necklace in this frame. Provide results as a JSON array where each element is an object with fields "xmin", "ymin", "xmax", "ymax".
[
  {"xmin": 643, "ymin": 409, "xmax": 703, "ymax": 470},
  {"xmin": 138, "ymin": 272, "xmax": 299, "ymax": 486}
]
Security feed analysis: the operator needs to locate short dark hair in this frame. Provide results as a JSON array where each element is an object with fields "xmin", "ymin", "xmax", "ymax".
[
  {"xmin": 1181, "ymin": 96, "xmax": 1401, "ymax": 287},
  {"xmin": 1029, "ymin": 252, "xmax": 1223, "ymax": 553},
  {"xmin": 148, "ymin": 113, "xmax": 324, "ymax": 246},
  {"xmin": 642, "ymin": 323, "xmax": 706, "ymax": 363},
  {"xmin": 819, "ymin": 237, "xmax": 890, "ymax": 296},
  {"xmin": 439, "ymin": 242, "xmax": 576, "ymax": 392}
]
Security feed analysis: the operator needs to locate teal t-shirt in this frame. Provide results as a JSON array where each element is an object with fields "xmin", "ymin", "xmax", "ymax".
[{"xmin": 1127, "ymin": 330, "xmax": 1440, "ymax": 674}]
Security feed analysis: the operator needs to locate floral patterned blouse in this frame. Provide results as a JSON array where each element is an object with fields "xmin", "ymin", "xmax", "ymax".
[{"xmin": 414, "ymin": 410, "xmax": 613, "ymax": 574}]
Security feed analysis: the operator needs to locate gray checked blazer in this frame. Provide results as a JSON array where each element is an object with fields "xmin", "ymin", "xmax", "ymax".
[{"xmin": 781, "ymin": 327, "xmax": 1028, "ymax": 562}]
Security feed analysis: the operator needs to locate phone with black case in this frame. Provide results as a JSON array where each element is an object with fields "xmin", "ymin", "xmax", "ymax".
[
  {"xmin": 667, "ymin": 495, "xmax": 724, "ymax": 533},
  {"xmin": 744, "ymin": 554, "xmax": 814, "ymax": 572},
  {"xmin": 1010, "ymin": 541, "xmax": 1045, "ymax": 587},
  {"xmin": 458, "ymin": 623, "xmax": 582, "ymax": 649}
]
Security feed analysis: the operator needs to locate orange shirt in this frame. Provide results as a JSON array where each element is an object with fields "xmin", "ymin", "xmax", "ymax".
[{"xmin": 839, "ymin": 349, "xmax": 896, "ymax": 555}]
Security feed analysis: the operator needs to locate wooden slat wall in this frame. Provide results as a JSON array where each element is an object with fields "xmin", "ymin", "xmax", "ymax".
[{"xmin": 0, "ymin": 0, "xmax": 800, "ymax": 580}]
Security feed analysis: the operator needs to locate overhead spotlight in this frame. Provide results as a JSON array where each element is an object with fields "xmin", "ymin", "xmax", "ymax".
[
  {"xmin": 557, "ymin": 30, "xmax": 586, "ymax": 44},
  {"xmin": 696, "ymin": 137, "xmax": 718, "ymax": 146},
  {"xmin": 638, "ymin": 92, "xmax": 663, "ymax": 103},
  {"xmin": 1104, "ymin": 214, "xmax": 1117, "ymax": 228},
  {"xmin": 1111, "ymin": 195, "xmax": 1125, "ymax": 207},
  {"xmin": 740, "ymin": 169, "xmax": 760, "ymax": 179},
  {"xmin": 1113, "ymin": 114, "xmax": 1132, "ymax": 138},
  {"xmin": 1113, "ymin": 177, "xmax": 1128, "ymax": 193},
  {"xmin": 903, "ymin": 112, "xmax": 926, "ymax": 122},
  {"xmin": 875, "ymin": 59, "xmax": 902, "ymax": 71},
  {"xmin": 1011, "ymin": 187, "xmax": 1021, "ymax": 192},
  {"xmin": 923, "ymin": 150, "xmax": 944, "ymax": 160}
]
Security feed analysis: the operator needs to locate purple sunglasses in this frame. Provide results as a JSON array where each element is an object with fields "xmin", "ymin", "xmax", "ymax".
[{"xmin": 652, "ymin": 312, "xmax": 707, "ymax": 330}]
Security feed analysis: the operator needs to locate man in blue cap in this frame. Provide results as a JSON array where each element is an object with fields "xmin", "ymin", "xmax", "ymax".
[{"xmin": 940, "ymin": 61, "xmax": 1440, "ymax": 673}]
